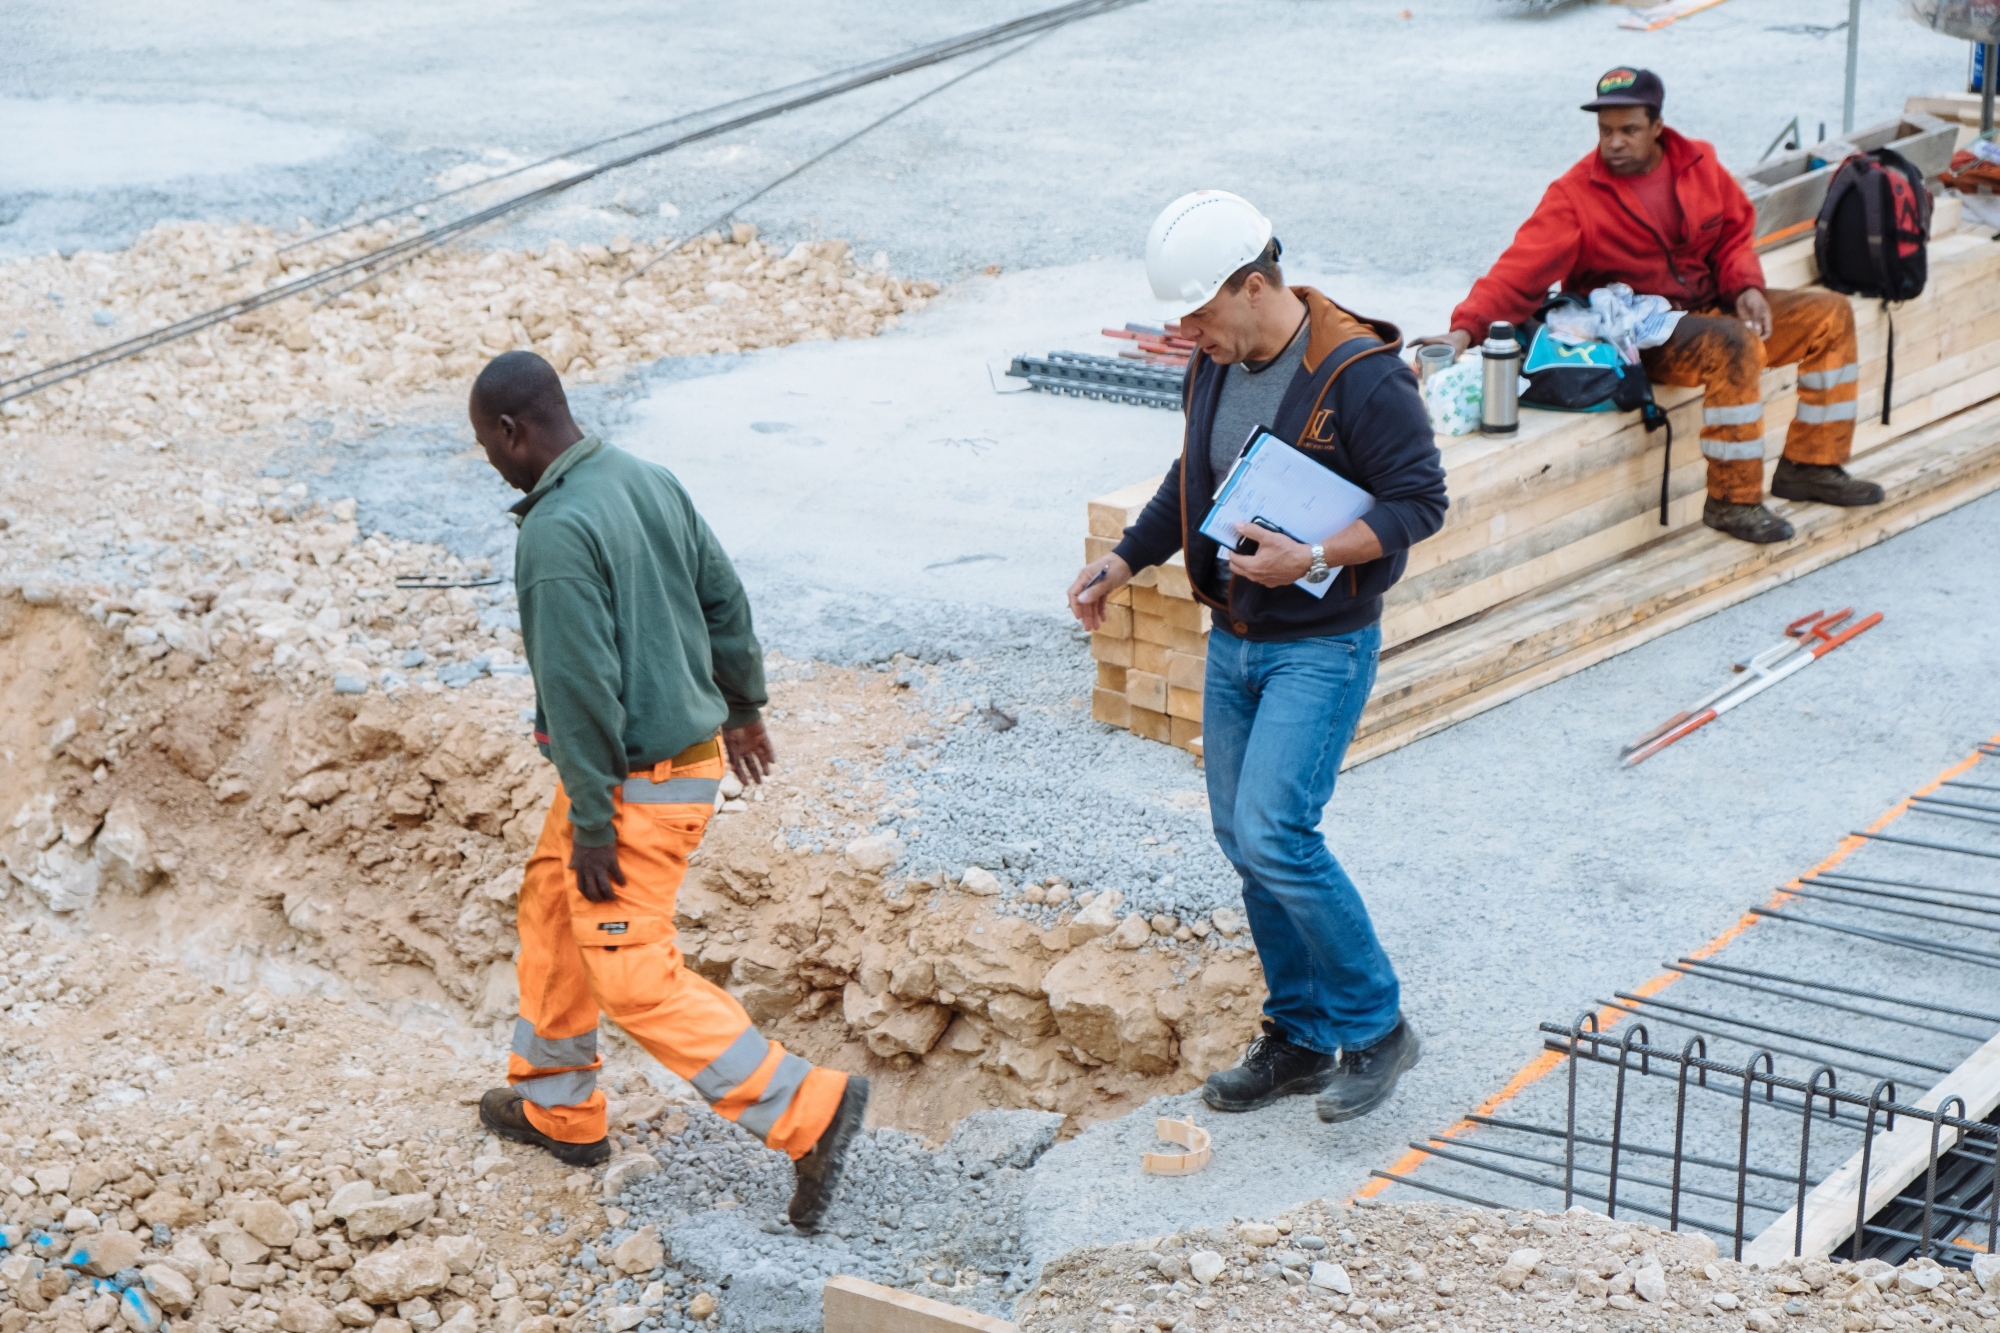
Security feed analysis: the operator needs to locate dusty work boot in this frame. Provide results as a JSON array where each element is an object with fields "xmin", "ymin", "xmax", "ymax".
[
  {"xmin": 788, "ymin": 1075, "xmax": 871, "ymax": 1234},
  {"xmin": 1200, "ymin": 1020, "xmax": 1339, "ymax": 1113},
  {"xmin": 1316, "ymin": 1015, "xmax": 1422, "ymax": 1124},
  {"xmin": 478, "ymin": 1088, "xmax": 611, "ymax": 1168},
  {"xmin": 1771, "ymin": 459, "xmax": 1885, "ymax": 506},
  {"xmin": 1702, "ymin": 498, "xmax": 1794, "ymax": 544}
]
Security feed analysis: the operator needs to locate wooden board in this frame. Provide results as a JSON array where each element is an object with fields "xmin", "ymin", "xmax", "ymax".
[
  {"xmin": 1742, "ymin": 1029, "xmax": 2000, "ymax": 1264},
  {"xmin": 823, "ymin": 1275, "xmax": 1018, "ymax": 1333}
]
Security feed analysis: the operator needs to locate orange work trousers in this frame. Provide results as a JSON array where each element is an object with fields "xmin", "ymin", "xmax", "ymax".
[
  {"xmin": 1641, "ymin": 287, "xmax": 1859, "ymax": 504},
  {"xmin": 508, "ymin": 740, "xmax": 848, "ymax": 1159}
]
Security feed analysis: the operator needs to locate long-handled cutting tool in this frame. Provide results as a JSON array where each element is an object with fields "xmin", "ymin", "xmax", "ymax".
[{"xmin": 1621, "ymin": 608, "xmax": 1884, "ymax": 767}]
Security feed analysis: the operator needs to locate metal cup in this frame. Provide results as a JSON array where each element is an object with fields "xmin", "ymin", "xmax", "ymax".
[{"xmin": 1416, "ymin": 343, "xmax": 1456, "ymax": 383}]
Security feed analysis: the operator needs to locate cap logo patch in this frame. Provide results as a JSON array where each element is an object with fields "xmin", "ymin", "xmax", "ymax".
[
  {"xmin": 1599, "ymin": 69, "xmax": 1638, "ymax": 94},
  {"xmin": 597, "ymin": 922, "xmax": 629, "ymax": 934}
]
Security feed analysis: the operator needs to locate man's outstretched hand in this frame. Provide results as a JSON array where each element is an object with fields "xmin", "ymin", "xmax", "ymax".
[
  {"xmin": 571, "ymin": 840, "xmax": 626, "ymax": 903},
  {"xmin": 723, "ymin": 721, "xmax": 776, "ymax": 787}
]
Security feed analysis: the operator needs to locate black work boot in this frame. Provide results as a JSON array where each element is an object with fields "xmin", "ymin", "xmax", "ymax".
[
  {"xmin": 1316, "ymin": 1016, "xmax": 1422, "ymax": 1124},
  {"xmin": 1771, "ymin": 459, "xmax": 1884, "ymax": 507},
  {"xmin": 478, "ymin": 1088, "xmax": 612, "ymax": 1167},
  {"xmin": 1702, "ymin": 498, "xmax": 1794, "ymax": 544},
  {"xmin": 1200, "ymin": 1020, "xmax": 1339, "ymax": 1113},
  {"xmin": 788, "ymin": 1075, "xmax": 870, "ymax": 1234}
]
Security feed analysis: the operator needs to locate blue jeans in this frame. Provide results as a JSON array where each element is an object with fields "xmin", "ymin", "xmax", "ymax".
[{"xmin": 1202, "ymin": 622, "xmax": 1401, "ymax": 1055}]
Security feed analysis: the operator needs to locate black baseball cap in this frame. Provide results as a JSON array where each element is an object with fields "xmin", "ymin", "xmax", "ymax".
[{"xmin": 1581, "ymin": 67, "xmax": 1664, "ymax": 112}]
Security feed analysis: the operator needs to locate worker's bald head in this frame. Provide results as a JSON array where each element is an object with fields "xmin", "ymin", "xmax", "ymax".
[
  {"xmin": 471, "ymin": 351, "xmax": 570, "ymax": 428},
  {"xmin": 469, "ymin": 352, "xmax": 585, "ymax": 493}
]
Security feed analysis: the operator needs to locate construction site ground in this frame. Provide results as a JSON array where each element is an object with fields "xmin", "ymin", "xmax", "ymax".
[{"xmin": 5, "ymin": 3, "xmax": 1999, "ymax": 1332}]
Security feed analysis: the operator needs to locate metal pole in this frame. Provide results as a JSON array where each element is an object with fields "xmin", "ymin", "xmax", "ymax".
[
  {"xmin": 1985, "ymin": 44, "xmax": 1998, "ymax": 134},
  {"xmin": 1842, "ymin": 0, "xmax": 1863, "ymax": 132}
]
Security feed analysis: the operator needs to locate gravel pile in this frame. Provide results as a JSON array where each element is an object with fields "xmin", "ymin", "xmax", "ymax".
[
  {"xmin": 604, "ymin": 1107, "xmax": 1062, "ymax": 1333},
  {"xmin": 0, "ymin": 218, "xmax": 934, "ymax": 448},
  {"xmin": 1019, "ymin": 1198, "xmax": 2000, "ymax": 1333}
]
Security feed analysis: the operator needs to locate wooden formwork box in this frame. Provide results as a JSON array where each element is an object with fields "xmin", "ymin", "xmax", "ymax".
[{"xmin": 1087, "ymin": 202, "xmax": 2000, "ymax": 764}]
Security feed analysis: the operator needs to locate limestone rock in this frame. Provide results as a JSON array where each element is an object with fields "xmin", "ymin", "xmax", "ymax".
[
  {"xmin": 602, "ymin": 1154, "xmax": 660, "ymax": 1199},
  {"xmin": 278, "ymin": 1297, "xmax": 341, "ymax": 1333},
  {"xmin": 1973, "ymin": 1252, "xmax": 2000, "ymax": 1294},
  {"xmin": 958, "ymin": 866, "xmax": 1002, "ymax": 896},
  {"xmin": 685, "ymin": 1293, "xmax": 716, "ymax": 1320},
  {"xmin": 1188, "ymin": 1251, "xmax": 1224, "ymax": 1285},
  {"xmin": 239, "ymin": 1198, "xmax": 300, "ymax": 1248},
  {"xmin": 1238, "ymin": 1222, "xmax": 1280, "ymax": 1247},
  {"xmin": 843, "ymin": 834, "xmax": 902, "ymax": 875},
  {"xmin": 609, "ymin": 1228, "xmax": 663, "ymax": 1276},
  {"xmin": 348, "ymin": 1244, "xmax": 451, "ymax": 1304},
  {"xmin": 215, "ymin": 1229, "xmax": 270, "ymax": 1266},
  {"xmin": 1496, "ymin": 1248, "xmax": 1541, "ymax": 1290},
  {"xmin": 929, "ymin": 916, "xmax": 1050, "ymax": 1002},
  {"xmin": 120, "ymin": 1286, "xmax": 163, "ymax": 1333},
  {"xmin": 1109, "ymin": 914, "xmax": 1151, "ymax": 950},
  {"xmin": 325, "ymin": 1180, "xmax": 377, "ymax": 1219},
  {"xmin": 93, "ymin": 800, "xmax": 158, "ymax": 892},
  {"xmin": 345, "ymin": 1193, "xmax": 436, "ymax": 1241},
  {"xmin": 1632, "ymin": 1264, "xmax": 1667, "ymax": 1304},
  {"xmin": 1309, "ymin": 1261, "xmax": 1351, "ymax": 1294},
  {"xmin": 1068, "ymin": 890, "xmax": 1122, "ymax": 943},
  {"xmin": 1041, "ymin": 945, "xmax": 1176, "ymax": 1073},
  {"xmin": 139, "ymin": 1265, "xmax": 195, "ymax": 1314},
  {"xmin": 33, "ymin": 1164, "xmax": 70, "ymax": 1195},
  {"xmin": 842, "ymin": 982, "xmax": 892, "ymax": 1033},
  {"xmin": 135, "ymin": 1190, "xmax": 201, "ymax": 1228},
  {"xmin": 984, "ymin": 992, "xmax": 1056, "ymax": 1041},
  {"xmin": 604, "ymin": 1306, "xmax": 645, "ymax": 1333},
  {"xmin": 1897, "ymin": 1266, "xmax": 1944, "ymax": 1294},
  {"xmin": 69, "ymin": 1228, "xmax": 143, "ymax": 1276},
  {"xmin": 1210, "ymin": 906, "xmax": 1247, "ymax": 936},
  {"xmin": 433, "ymin": 1235, "xmax": 482, "ymax": 1276},
  {"xmin": 333, "ymin": 1299, "xmax": 377, "ymax": 1326},
  {"xmin": 863, "ymin": 1003, "xmax": 951, "ymax": 1058}
]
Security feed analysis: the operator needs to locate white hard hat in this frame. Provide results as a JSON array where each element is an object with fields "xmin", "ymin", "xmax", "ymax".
[{"xmin": 1145, "ymin": 190, "xmax": 1275, "ymax": 313}]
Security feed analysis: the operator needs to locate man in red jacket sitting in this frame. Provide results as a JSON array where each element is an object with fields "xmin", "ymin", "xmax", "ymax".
[{"xmin": 1420, "ymin": 68, "xmax": 1882, "ymax": 544}]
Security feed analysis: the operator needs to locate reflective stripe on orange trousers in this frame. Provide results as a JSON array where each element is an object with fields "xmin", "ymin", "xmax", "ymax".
[
  {"xmin": 1641, "ymin": 287, "xmax": 1859, "ymax": 504},
  {"xmin": 507, "ymin": 746, "xmax": 847, "ymax": 1158}
]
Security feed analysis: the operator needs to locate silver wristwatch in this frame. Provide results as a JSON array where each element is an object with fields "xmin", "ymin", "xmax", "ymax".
[{"xmin": 1304, "ymin": 543, "xmax": 1331, "ymax": 584}]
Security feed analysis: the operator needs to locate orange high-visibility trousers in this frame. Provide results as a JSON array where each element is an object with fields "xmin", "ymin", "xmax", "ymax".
[
  {"xmin": 507, "ymin": 742, "xmax": 848, "ymax": 1159},
  {"xmin": 1641, "ymin": 287, "xmax": 1860, "ymax": 504}
]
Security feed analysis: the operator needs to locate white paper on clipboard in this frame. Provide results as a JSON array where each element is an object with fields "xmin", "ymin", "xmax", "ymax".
[{"xmin": 1198, "ymin": 429, "xmax": 1376, "ymax": 599}]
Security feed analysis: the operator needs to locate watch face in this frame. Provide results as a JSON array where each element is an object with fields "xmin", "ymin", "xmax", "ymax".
[{"xmin": 1305, "ymin": 567, "xmax": 1331, "ymax": 583}]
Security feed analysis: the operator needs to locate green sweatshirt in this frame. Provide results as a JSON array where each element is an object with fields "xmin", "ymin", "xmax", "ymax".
[{"xmin": 509, "ymin": 437, "xmax": 765, "ymax": 846}]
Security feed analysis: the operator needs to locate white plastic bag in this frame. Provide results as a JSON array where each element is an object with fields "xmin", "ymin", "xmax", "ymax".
[{"xmin": 1424, "ymin": 359, "xmax": 1484, "ymax": 436}]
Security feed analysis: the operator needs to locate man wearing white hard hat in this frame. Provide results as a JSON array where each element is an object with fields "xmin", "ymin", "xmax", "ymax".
[{"xmin": 1068, "ymin": 192, "xmax": 1447, "ymax": 1124}]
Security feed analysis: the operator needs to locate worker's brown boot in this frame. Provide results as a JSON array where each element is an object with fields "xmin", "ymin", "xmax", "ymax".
[
  {"xmin": 1702, "ymin": 498, "xmax": 1794, "ymax": 544},
  {"xmin": 1771, "ymin": 459, "xmax": 1884, "ymax": 506},
  {"xmin": 478, "ymin": 1088, "xmax": 611, "ymax": 1168},
  {"xmin": 787, "ymin": 1075, "xmax": 870, "ymax": 1234}
]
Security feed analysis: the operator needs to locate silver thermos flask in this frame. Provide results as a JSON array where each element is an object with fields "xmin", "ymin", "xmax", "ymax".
[{"xmin": 1480, "ymin": 321, "xmax": 1522, "ymax": 437}]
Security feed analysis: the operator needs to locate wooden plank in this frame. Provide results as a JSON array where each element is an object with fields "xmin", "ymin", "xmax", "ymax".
[
  {"xmin": 1170, "ymin": 716, "xmax": 1203, "ymax": 752},
  {"xmin": 1130, "ymin": 585, "xmax": 1164, "ymax": 617},
  {"xmin": 1128, "ymin": 705, "xmax": 1171, "ymax": 743},
  {"xmin": 1088, "ymin": 634, "xmax": 1131, "ymax": 668},
  {"xmin": 1132, "ymin": 639, "xmax": 1169, "ymax": 674},
  {"xmin": 1133, "ymin": 612, "xmax": 1171, "ymax": 646},
  {"xmin": 1089, "ymin": 687, "xmax": 1129, "ymax": 729},
  {"xmin": 1744, "ymin": 1029, "xmax": 2000, "ymax": 1264},
  {"xmin": 1126, "ymin": 670, "xmax": 1167, "ymax": 713},
  {"xmin": 1162, "ymin": 596, "xmax": 1206, "ymax": 632},
  {"xmin": 1169, "ymin": 626, "xmax": 1209, "ymax": 656},
  {"xmin": 1345, "ymin": 397, "xmax": 2000, "ymax": 764},
  {"xmin": 1165, "ymin": 650, "xmax": 1205, "ymax": 691},
  {"xmin": 1097, "ymin": 603, "xmax": 1132, "ymax": 639},
  {"xmin": 1167, "ymin": 686, "xmax": 1203, "ymax": 721},
  {"xmin": 823, "ymin": 1275, "xmax": 1017, "ymax": 1333},
  {"xmin": 1095, "ymin": 661, "xmax": 1127, "ymax": 692}
]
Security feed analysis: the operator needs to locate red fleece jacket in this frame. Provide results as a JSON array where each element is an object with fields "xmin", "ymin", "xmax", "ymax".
[{"xmin": 1450, "ymin": 126, "xmax": 1766, "ymax": 340}]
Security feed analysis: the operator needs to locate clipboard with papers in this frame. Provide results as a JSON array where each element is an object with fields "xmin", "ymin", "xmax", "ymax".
[{"xmin": 1198, "ymin": 427, "xmax": 1376, "ymax": 599}]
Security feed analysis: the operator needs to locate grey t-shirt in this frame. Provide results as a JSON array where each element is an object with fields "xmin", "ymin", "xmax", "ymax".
[{"xmin": 1209, "ymin": 316, "xmax": 1309, "ymax": 585}]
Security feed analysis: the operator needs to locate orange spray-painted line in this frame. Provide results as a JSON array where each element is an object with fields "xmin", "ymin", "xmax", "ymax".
[{"xmin": 1354, "ymin": 732, "xmax": 2000, "ymax": 1202}]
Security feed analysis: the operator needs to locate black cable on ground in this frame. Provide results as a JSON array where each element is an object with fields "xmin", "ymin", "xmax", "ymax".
[{"xmin": 0, "ymin": 0, "xmax": 1140, "ymax": 408}]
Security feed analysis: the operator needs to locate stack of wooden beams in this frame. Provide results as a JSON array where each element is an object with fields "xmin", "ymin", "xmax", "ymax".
[{"xmin": 1084, "ymin": 199, "xmax": 2000, "ymax": 765}]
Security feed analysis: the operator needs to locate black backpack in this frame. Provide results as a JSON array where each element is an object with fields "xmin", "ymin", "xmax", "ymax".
[{"xmin": 1815, "ymin": 147, "xmax": 1931, "ymax": 424}]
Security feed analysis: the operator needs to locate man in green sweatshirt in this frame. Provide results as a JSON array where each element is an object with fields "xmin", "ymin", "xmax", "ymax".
[{"xmin": 468, "ymin": 351, "xmax": 866, "ymax": 1234}]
